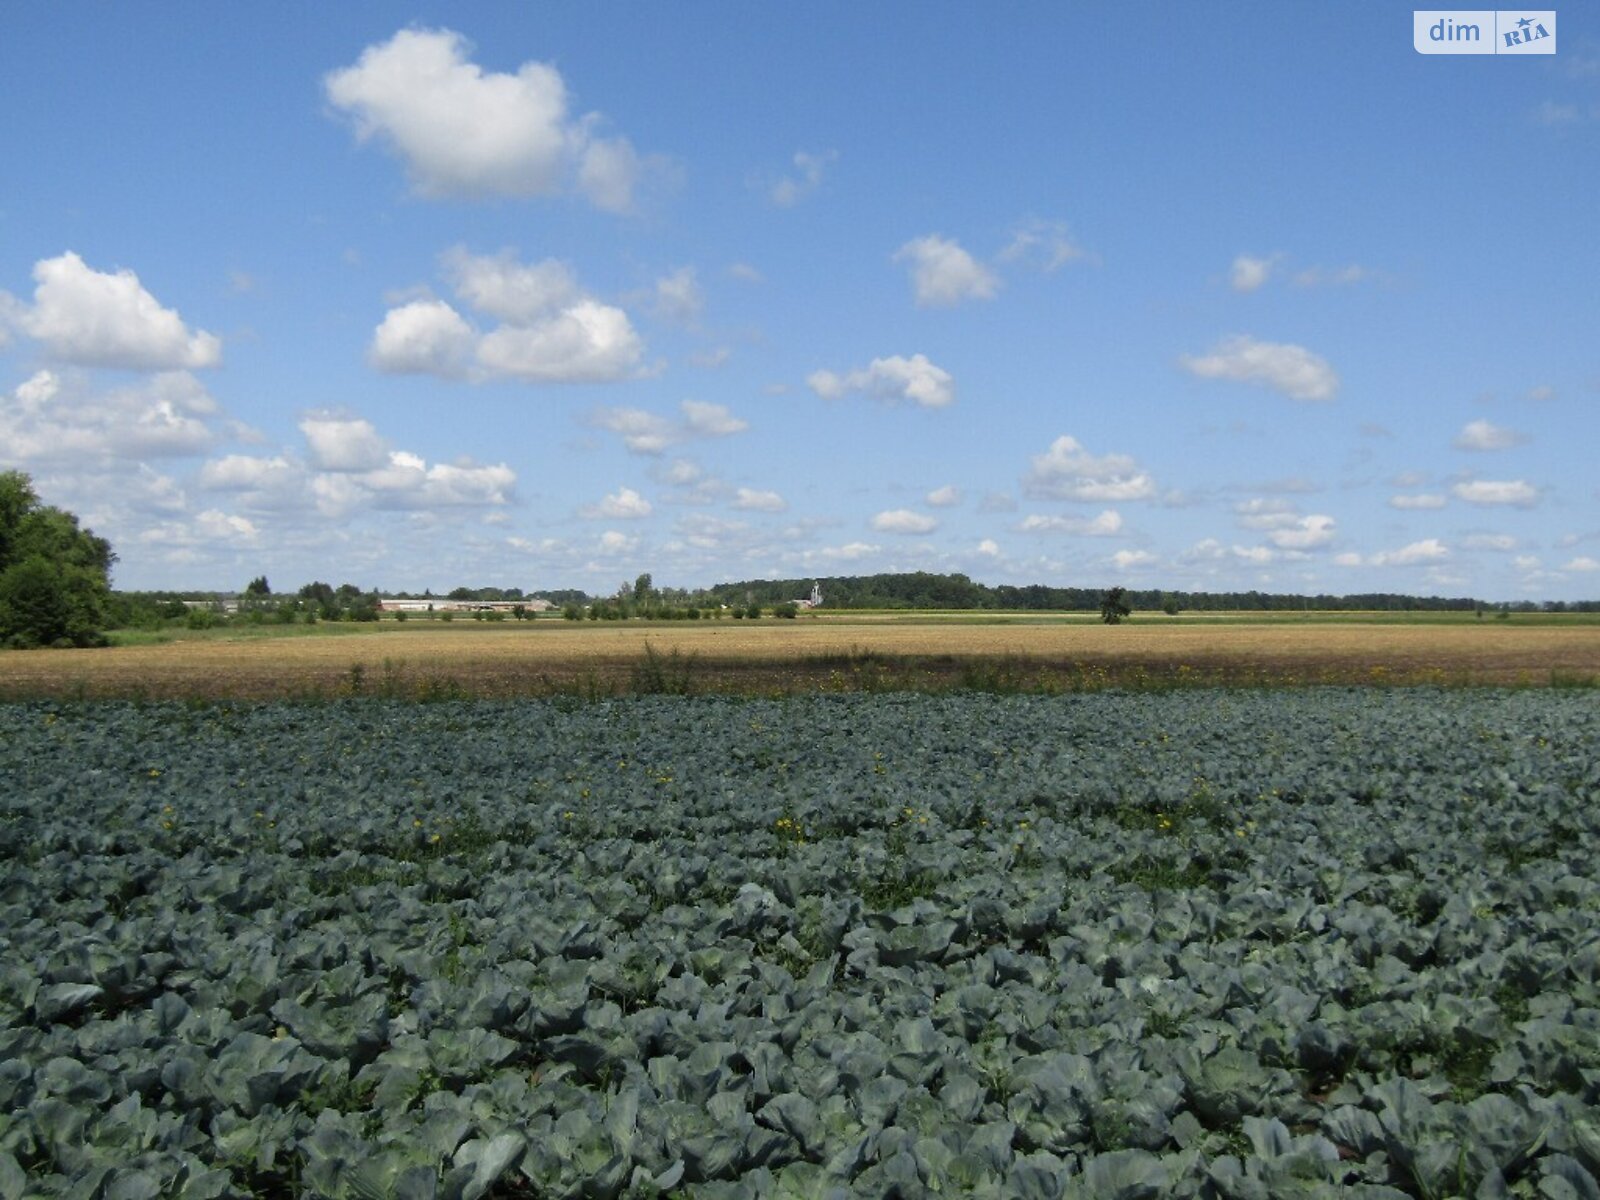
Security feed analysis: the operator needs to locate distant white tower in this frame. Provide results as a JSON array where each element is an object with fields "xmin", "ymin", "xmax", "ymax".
[{"xmin": 810, "ymin": 581, "xmax": 823, "ymax": 608}]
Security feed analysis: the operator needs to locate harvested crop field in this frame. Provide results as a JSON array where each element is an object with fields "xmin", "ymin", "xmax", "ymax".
[{"xmin": 3, "ymin": 618, "xmax": 1599, "ymax": 699}]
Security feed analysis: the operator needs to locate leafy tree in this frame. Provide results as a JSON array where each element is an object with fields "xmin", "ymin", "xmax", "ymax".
[
  {"xmin": 1100, "ymin": 586, "xmax": 1132, "ymax": 625},
  {"xmin": 634, "ymin": 572, "xmax": 654, "ymax": 604},
  {"xmin": 0, "ymin": 471, "xmax": 115, "ymax": 648},
  {"xmin": 244, "ymin": 575, "xmax": 271, "ymax": 596}
]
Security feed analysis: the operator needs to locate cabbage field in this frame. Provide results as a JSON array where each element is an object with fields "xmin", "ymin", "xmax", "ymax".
[{"xmin": 2, "ymin": 690, "xmax": 1599, "ymax": 1198}]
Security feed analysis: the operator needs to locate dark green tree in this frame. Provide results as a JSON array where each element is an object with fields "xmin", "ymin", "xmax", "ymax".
[
  {"xmin": 244, "ymin": 575, "xmax": 271, "ymax": 596},
  {"xmin": 0, "ymin": 471, "xmax": 115, "ymax": 648},
  {"xmin": 1099, "ymin": 586, "xmax": 1132, "ymax": 625}
]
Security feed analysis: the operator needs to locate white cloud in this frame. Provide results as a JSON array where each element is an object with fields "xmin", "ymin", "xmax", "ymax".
[
  {"xmin": 871, "ymin": 509, "xmax": 938, "ymax": 534},
  {"xmin": 1234, "ymin": 498, "xmax": 1299, "ymax": 530},
  {"xmin": 977, "ymin": 538, "xmax": 1001, "ymax": 557},
  {"xmin": 194, "ymin": 416, "xmax": 515, "ymax": 519},
  {"xmin": 732, "ymin": 487, "xmax": 786, "ymax": 513},
  {"xmin": 590, "ymin": 399, "xmax": 749, "ymax": 455},
  {"xmin": 658, "ymin": 458, "xmax": 704, "ymax": 487},
  {"xmin": 769, "ymin": 150, "xmax": 835, "ymax": 207},
  {"xmin": 18, "ymin": 252, "xmax": 221, "ymax": 369},
  {"xmin": 580, "ymin": 486, "xmax": 652, "ymax": 520},
  {"xmin": 1024, "ymin": 435, "xmax": 1156, "ymax": 502},
  {"xmin": 1230, "ymin": 254, "xmax": 1275, "ymax": 293},
  {"xmin": 475, "ymin": 300, "xmax": 643, "ymax": 382},
  {"xmin": 1513, "ymin": 554, "xmax": 1542, "ymax": 571},
  {"xmin": 195, "ymin": 510, "xmax": 261, "ymax": 544},
  {"xmin": 1333, "ymin": 552, "xmax": 1362, "ymax": 567},
  {"xmin": 199, "ymin": 454, "xmax": 298, "ymax": 492},
  {"xmin": 0, "ymin": 369, "xmax": 222, "ymax": 464},
  {"xmin": 372, "ymin": 250, "xmax": 646, "ymax": 384},
  {"xmin": 369, "ymin": 299, "xmax": 476, "ymax": 377},
  {"xmin": 1463, "ymin": 533, "xmax": 1517, "ymax": 551},
  {"xmin": 1232, "ymin": 545, "xmax": 1276, "ymax": 564},
  {"xmin": 1389, "ymin": 493, "xmax": 1448, "ymax": 510},
  {"xmin": 1180, "ymin": 335, "xmax": 1338, "ymax": 401},
  {"xmin": 325, "ymin": 27, "xmax": 652, "ymax": 210},
  {"xmin": 1112, "ymin": 549, "xmax": 1156, "ymax": 569},
  {"xmin": 680, "ymin": 400, "xmax": 747, "ymax": 437},
  {"xmin": 1454, "ymin": 419, "xmax": 1528, "ymax": 451},
  {"xmin": 1017, "ymin": 510, "xmax": 1123, "ymax": 536},
  {"xmin": 591, "ymin": 407, "xmax": 676, "ymax": 455},
  {"xmin": 1453, "ymin": 479, "xmax": 1538, "ymax": 507},
  {"xmin": 811, "ymin": 541, "xmax": 879, "ymax": 562},
  {"xmin": 1564, "ymin": 556, "xmax": 1600, "ymax": 572},
  {"xmin": 598, "ymin": 530, "xmax": 637, "ymax": 554},
  {"xmin": 807, "ymin": 354, "xmax": 955, "ymax": 409},
  {"xmin": 925, "ymin": 485, "xmax": 962, "ymax": 508},
  {"xmin": 893, "ymin": 235, "xmax": 1000, "ymax": 307},
  {"xmin": 442, "ymin": 247, "xmax": 577, "ymax": 322},
  {"xmin": 649, "ymin": 267, "xmax": 703, "ymax": 326},
  {"xmin": 1267, "ymin": 514, "xmax": 1336, "ymax": 550},
  {"xmin": 1371, "ymin": 538, "xmax": 1450, "ymax": 567},
  {"xmin": 727, "ymin": 262, "xmax": 763, "ymax": 283},
  {"xmin": 999, "ymin": 219, "xmax": 1083, "ymax": 271},
  {"xmin": 300, "ymin": 414, "xmax": 389, "ymax": 471}
]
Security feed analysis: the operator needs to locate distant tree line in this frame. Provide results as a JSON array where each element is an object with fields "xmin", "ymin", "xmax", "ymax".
[{"xmin": 706, "ymin": 572, "xmax": 1599, "ymax": 614}]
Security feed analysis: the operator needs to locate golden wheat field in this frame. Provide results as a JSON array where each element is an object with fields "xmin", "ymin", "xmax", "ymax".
[{"xmin": 2, "ymin": 615, "xmax": 1598, "ymax": 699}]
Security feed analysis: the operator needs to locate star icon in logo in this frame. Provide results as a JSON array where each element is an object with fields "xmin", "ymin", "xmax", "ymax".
[{"xmin": 1516, "ymin": 15, "xmax": 1533, "ymax": 30}]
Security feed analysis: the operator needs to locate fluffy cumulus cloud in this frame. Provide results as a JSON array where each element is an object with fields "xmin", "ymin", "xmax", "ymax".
[
  {"xmin": 1234, "ymin": 498, "xmax": 1299, "ymax": 530},
  {"xmin": 590, "ymin": 399, "xmax": 749, "ymax": 455},
  {"xmin": 769, "ymin": 150, "xmax": 835, "ymax": 207},
  {"xmin": 370, "ymin": 248, "xmax": 643, "ymax": 384},
  {"xmin": 925, "ymin": 485, "xmax": 962, "ymax": 508},
  {"xmin": 807, "ymin": 354, "xmax": 954, "ymax": 409},
  {"xmin": 0, "ymin": 369, "xmax": 223, "ymax": 464},
  {"xmin": 1565, "ymin": 556, "xmax": 1600, "ymax": 572},
  {"xmin": 580, "ymin": 486, "xmax": 652, "ymax": 520},
  {"xmin": 1266, "ymin": 514, "xmax": 1336, "ymax": 550},
  {"xmin": 870, "ymin": 509, "xmax": 938, "ymax": 535},
  {"xmin": 893, "ymin": 236, "xmax": 999, "ymax": 307},
  {"xmin": 1453, "ymin": 479, "xmax": 1538, "ymax": 507},
  {"xmin": 325, "ymin": 27, "xmax": 648, "ymax": 210},
  {"xmin": 1370, "ymin": 539, "xmax": 1450, "ymax": 567},
  {"xmin": 1454, "ymin": 419, "xmax": 1529, "ymax": 451},
  {"xmin": 369, "ymin": 300, "xmax": 477, "ymax": 377},
  {"xmin": 14, "ymin": 252, "xmax": 221, "ymax": 370},
  {"xmin": 1017, "ymin": 510, "xmax": 1123, "ymax": 536},
  {"xmin": 300, "ymin": 414, "xmax": 390, "ymax": 472},
  {"xmin": 732, "ymin": 487, "xmax": 786, "ymax": 513},
  {"xmin": 1023, "ymin": 436, "xmax": 1156, "ymax": 502},
  {"xmin": 1112, "ymin": 549, "xmax": 1157, "ymax": 570},
  {"xmin": 1180, "ymin": 335, "xmax": 1338, "ymax": 401},
  {"xmin": 442, "ymin": 247, "xmax": 578, "ymax": 322},
  {"xmin": 199, "ymin": 414, "xmax": 514, "ymax": 519}
]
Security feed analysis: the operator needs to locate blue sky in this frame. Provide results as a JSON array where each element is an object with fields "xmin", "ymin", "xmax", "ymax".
[{"xmin": 2, "ymin": 3, "xmax": 1596, "ymax": 599}]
